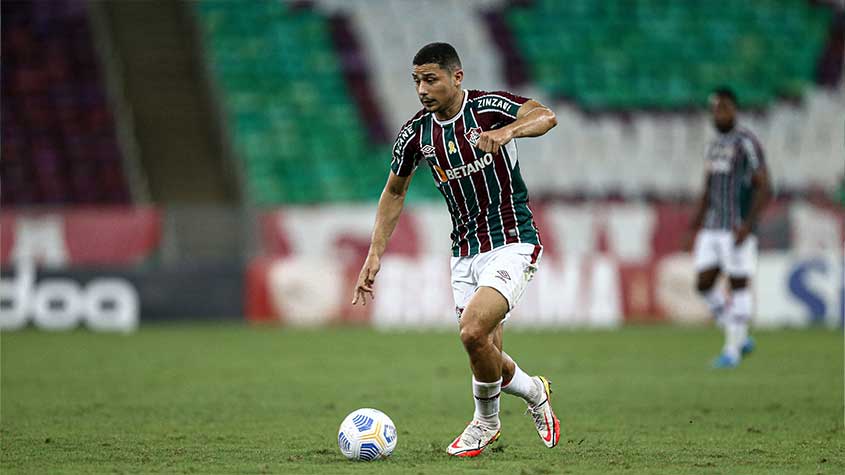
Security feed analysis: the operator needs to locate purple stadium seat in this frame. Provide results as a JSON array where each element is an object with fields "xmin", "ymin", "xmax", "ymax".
[{"xmin": 1, "ymin": 0, "xmax": 130, "ymax": 205}]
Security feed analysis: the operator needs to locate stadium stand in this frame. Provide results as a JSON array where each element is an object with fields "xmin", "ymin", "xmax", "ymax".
[
  {"xmin": 506, "ymin": 0, "xmax": 833, "ymax": 110},
  {"xmin": 314, "ymin": 0, "xmax": 842, "ymax": 200},
  {"xmin": 334, "ymin": 0, "xmax": 506, "ymax": 136},
  {"xmin": 194, "ymin": 1, "xmax": 431, "ymax": 204},
  {"xmin": 1, "ymin": 0, "xmax": 129, "ymax": 205},
  {"xmin": 194, "ymin": 0, "xmax": 841, "ymax": 203}
]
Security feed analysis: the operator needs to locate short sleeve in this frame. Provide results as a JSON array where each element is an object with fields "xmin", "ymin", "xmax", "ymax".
[
  {"xmin": 739, "ymin": 134, "xmax": 766, "ymax": 172},
  {"xmin": 390, "ymin": 119, "xmax": 421, "ymax": 177},
  {"xmin": 473, "ymin": 90, "xmax": 530, "ymax": 124}
]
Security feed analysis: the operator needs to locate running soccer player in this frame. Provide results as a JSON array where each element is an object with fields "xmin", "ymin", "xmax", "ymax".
[
  {"xmin": 686, "ymin": 87, "xmax": 772, "ymax": 369},
  {"xmin": 351, "ymin": 42, "xmax": 560, "ymax": 456}
]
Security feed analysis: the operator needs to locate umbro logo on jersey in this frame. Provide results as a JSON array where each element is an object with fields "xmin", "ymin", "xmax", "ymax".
[
  {"xmin": 421, "ymin": 145, "xmax": 436, "ymax": 159},
  {"xmin": 465, "ymin": 127, "xmax": 482, "ymax": 147},
  {"xmin": 495, "ymin": 270, "xmax": 511, "ymax": 282}
]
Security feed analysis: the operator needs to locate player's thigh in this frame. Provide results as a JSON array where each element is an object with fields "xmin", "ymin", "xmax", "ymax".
[
  {"xmin": 725, "ymin": 235, "xmax": 758, "ymax": 279},
  {"xmin": 460, "ymin": 286, "xmax": 510, "ymax": 336}
]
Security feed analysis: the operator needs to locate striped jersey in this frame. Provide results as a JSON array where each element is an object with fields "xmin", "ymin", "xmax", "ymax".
[
  {"xmin": 702, "ymin": 126, "xmax": 767, "ymax": 230},
  {"xmin": 391, "ymin": 89, "xmax": 541, "ymax": 257}
]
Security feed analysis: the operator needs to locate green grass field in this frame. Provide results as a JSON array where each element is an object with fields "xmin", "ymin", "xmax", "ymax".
[{"xmin": 1, "ymin": 324, "xmax": 842, "ymax": 474}]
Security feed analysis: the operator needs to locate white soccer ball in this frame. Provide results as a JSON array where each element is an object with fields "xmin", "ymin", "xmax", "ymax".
[{"xmin": 337, "ymin": 408, "xmax": 397, "ymax": 461}]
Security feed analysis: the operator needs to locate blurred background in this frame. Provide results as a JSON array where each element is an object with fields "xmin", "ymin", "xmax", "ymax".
[{"xmin": 1, "ymin": 0, "xmax": 843, "ymax": 332}]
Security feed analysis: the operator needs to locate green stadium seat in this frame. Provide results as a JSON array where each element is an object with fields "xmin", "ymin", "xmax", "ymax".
[
  {"xmin": 195, "ymin": 0, "xmax": 395, "ymax": 204},
  {"xmin": 506, "ymin": 0, "xmax": 832, "ymax": 111}
]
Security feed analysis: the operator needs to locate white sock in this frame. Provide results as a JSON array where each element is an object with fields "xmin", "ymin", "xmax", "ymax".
[
  {"xmin": 723, "ymin": 288, "xmax": 751, "ymax": 359},
  {"xmin": 701, "ymin": 287, "xmax": 727, "ymax": 327},
  {"xmin": 502, "ymin": 364, "xmax": 542, "ymax": 406},
  {"xmin": 472, "ymin": 377, "xmax": 501, "ymax": 427}
]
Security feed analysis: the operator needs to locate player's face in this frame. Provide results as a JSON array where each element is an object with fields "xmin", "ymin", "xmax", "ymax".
[
  {"xmin": 709, "ymin": 94, "xmax": 736, "ymax": 130},
  {"xmin": 412, "ymin": 63, "xmax": 463, "ymax": 113}
]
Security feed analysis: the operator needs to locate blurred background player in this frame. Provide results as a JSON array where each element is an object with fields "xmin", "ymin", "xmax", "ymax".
[
  {"xmin": 351, "ymin": 43, "xmax": 560, "ymax": 456},
  {"xmin": 686, "ymin": 87, "xmax": 772, "ymax": 369}
]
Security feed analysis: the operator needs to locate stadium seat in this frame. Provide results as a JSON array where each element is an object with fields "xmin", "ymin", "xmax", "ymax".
[
  {"xmin": 196, "ymin": 0, "xmax": 437, "ymax": 204},
  {"xmin": 506, "ymin": 0, "xmax": 833, "ymax": 111},
  {"xmin": 0, "ymin": 0, "xmax": 130, "ymax": 205}
]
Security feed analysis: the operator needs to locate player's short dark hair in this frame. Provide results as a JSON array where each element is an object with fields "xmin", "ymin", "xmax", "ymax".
[
  {"xmin": 413, "ymin": 42, "xmax": 462, "ymax": 72},
  {"xmin": 711, "ymin": 86, "xmax": 738, "ymax": 106}
]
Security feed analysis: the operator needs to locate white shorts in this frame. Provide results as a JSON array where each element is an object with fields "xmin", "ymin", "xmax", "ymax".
[
  {"xmin": 451, "ymin": 242, "xmax": 542, "ymax": 321},
  {"xmin": 693, "ymin": 229, "xmax": 758, "ymax": 277}
]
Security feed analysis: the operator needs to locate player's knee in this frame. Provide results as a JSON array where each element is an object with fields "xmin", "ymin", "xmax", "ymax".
[
  {"xmin": 696, "ymin": 270, "xmax": 718, "ymax": 293},
  {"xmin": 459, "ymin": 323, "xmax": 488, "ymax": 353},
  {"xmin": 696, "ymin": 278, "xmax": 714, "ymax": 294},
  {"xmin": 729, "ymin": 277, "xmax": 748, "ymax": 290}
]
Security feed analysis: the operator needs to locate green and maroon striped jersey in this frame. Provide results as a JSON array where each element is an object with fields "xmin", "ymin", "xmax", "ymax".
[
  {"xmin": 391, "ymin": 89, "xmax": 541, "ymax": 257},
  {"xmin": 703, "ymin": 126, "xmax": 767, "ymax": 230}
]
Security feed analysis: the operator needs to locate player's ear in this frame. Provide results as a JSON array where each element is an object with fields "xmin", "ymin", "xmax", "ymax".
[{"xmin": 452, "ymin": 68, "xmax": 463, "ymax": 88}]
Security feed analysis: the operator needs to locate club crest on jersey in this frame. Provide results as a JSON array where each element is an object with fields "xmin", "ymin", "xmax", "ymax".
[
  {"xmin": 465, "ymin": 127, "xmax": 482, "ymax": 147},
  {"xmin": 421, "ymin": 144, "xmax": 436, "ymax": 159}
]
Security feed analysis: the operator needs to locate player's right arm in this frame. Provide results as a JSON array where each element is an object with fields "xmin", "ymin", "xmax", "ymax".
[
  {"xmin": 351, "ymin": 171, "xmax": 413, "ymax": 306},
  {"xmin": 683, "ymin": 173, "xmax": 711, "ymax": 252}
]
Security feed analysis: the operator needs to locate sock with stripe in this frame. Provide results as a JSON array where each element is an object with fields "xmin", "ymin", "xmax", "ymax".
[
  {"xmin": 502, "ymin": 363, "xmax": 542, "ymax": 406},
  {"xmin": 472, "ymin": 377, "xmax": 501, "ymax": 428}
]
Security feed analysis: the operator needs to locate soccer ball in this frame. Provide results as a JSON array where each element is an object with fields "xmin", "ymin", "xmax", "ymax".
[{"xmin": 337, "ymin": 408, "xmax": 397, "ymax": 461}]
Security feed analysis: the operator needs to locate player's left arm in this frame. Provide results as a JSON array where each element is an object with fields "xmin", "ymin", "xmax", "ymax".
[
  {"xmin": 735, "ymin": 166, "xmax": 772, "ymax": 245},
  {"xmin": 476, "ymin": 100, "xmax": 557, "ymax": 154}
]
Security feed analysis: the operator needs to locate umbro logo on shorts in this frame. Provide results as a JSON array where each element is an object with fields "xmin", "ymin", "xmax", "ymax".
[{"xmin": 495, "ymin": 270, "xmax": 511, "ymax": 282}]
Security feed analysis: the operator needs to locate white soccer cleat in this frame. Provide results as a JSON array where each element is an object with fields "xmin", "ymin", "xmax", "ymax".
[
  {"xmin": 526, "ymin": 376, "xmax": 561, "ymax": 448},
  {"xmin": 446, "ymin": 420, "xmax": 501, "ymax": 457}
]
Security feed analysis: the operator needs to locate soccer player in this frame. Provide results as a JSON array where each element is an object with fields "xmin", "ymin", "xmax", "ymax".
[
  {"xmin": 686, "ymin": 87, "xmax": 772, "ymax": 369},
  {"xmin": 351, "ymin": 42, "xmax": 560, "ymax": 456}
]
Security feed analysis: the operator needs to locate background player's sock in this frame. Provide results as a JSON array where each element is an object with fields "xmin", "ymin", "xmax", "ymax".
[
  {"xmin": 502, "ymin": 364, "xmax": 542, "ymax": 406},
  {"xmin": 701, "ymin": 287, "xmax": 726, "ymax": 327},
  {"xmin": 723, "ymin": 288, "xmax": 751, "ymax": 359},
  {"xmin": 472, "ymin": 377, "xmax": 501, "ymax": 427}
]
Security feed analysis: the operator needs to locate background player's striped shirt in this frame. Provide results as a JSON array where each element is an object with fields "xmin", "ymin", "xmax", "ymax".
[
  {"xmin": 702, "ymin": 126, "xmax": 767, "ymax": 230},
  {"xmin": 391, "ymin": 89, "xmax": 541, "ymax": 257}
]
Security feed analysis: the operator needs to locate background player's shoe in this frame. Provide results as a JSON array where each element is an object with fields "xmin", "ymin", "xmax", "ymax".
[
  {"xmin": 446, "ymin": 420, "xmax": 500, "ymax": 457},
  {"xmin": 740, "ymin": 336, "xmax": 755, "ymax": 356},
  {"xmin": 526, "ymin": 376, "xmax": 561, "ymax": 448},
  {"xmin": 712, "ymin": 353, "xmax": 739, "ymax": 369}
]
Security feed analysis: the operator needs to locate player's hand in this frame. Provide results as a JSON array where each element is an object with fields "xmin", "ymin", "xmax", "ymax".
[
  {"xmin": 733, "ymin": 223, "xmax": 752, "ymax": 245},
  {"xmin": 351, "ymin": 254, "xmax": 380, "ymax": 306},
  {"xmin": 476, "ymin": 128, "xmax": 513, "ymax": 154}
]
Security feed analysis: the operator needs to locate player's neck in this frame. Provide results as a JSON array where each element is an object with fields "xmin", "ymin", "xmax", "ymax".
[
  {"xmin": 435, "ymin": 90, "xmax": 465, "ymax": 122},
  {"xmin": 715, "ymin": 121, "xmax": 736, "ymax": 134}
]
